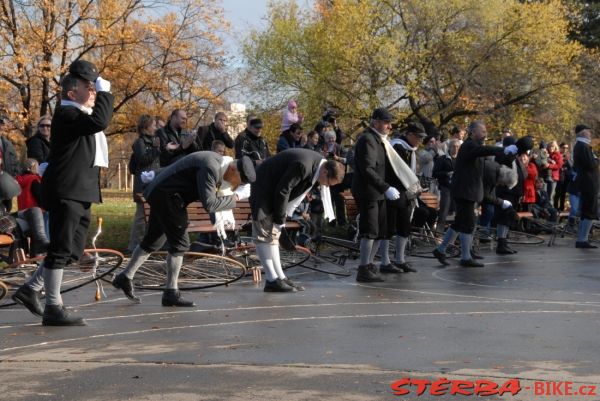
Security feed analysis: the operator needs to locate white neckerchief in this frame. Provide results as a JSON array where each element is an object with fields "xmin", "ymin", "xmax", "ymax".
[
  {"xmin": 285, "ymin": 159, "xmax": 335, "ymax": 221},
  {"xmin": 390, "ymin": 137, "xmax": 417, "ymax": 173},
  {"xmin": 214, "ymin": 156, "xmax": 236, "ymax": 238},
  {"xmin": 576, "ymin": 137, "xmax": 591, "ymax": 145},
  {"xmin": 60, "ymin": 100, "xmax": 108, "ymax": 167},
  {"xmin": 384, "ymin": 135, "xmax": 420, "ymax": 196}
]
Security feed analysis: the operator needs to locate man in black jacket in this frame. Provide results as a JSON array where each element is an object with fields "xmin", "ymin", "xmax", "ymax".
[
  {"xmin": 0, "ymin": 118, "xmax": 20, "ymax": 177},
  {"xmin": 26, "ymin": 116, "xmax": 52, "ymax": 163},
  {"xmin": 13, "ymin": 60, "xmax": 113, "ymax": 326},
  {"xmin": 352, "ymin": 108, "xmax": 401, "ymax": 282},
  {"xmin": 572, "ymin": 124, "xmax": 599, "ymax": 248},
  {"xmin": 157, "ymin": 109, "xmax": 196, "ymax": 166},
  {"xmin": 113, "ymin": 152, "xmax": 256, "ymax": 305},
  {"xmin": 235, "ymin": 117, "xmax": 270, "ymax": 163},
  {"xmin": 195, "ymin": 112, "xmax": 234, "ymax": 151},
  {"xmin": 251, "ymin": 148, "xmax": 345, "ymax": 291},
  {"xmin": 433, "ymin": 121, "xmax": 517, "ymax": 268}
]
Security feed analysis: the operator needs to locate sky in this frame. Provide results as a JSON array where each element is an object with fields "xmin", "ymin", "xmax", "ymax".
[{"xmin": 220, "ymin": 0, "xmax": 269, "ymax": 53}]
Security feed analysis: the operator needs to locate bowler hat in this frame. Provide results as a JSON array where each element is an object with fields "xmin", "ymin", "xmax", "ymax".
[
  {"xmin": 69, "ymin": 60, "xmax": 99, "ymax": 82},
  {"xmin": 237, "ymin": 156, "xmax": 256, "ymax": 184}
]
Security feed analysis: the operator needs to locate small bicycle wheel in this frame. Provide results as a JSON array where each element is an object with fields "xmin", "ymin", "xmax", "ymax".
[
  {"xmin": 505, "ymin": 230, "xmax": 545, "ymax": 245},
  {"xmin": 407, "ymin": 232, "xmax": 461, "ymax": 259},
  {"xmin": 133, "ymin": 251, "xmax": 246, "ymax": 291}
]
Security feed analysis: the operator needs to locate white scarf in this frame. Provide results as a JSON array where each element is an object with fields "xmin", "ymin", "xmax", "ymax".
[
  {"xmin": 60, "ymin": 100, "xmax": 109, "ymax": 167},
  {"xmin": 286, "ymin": 159, "xmax": 336, "ymax": 222},
  {"xmin": 214, "ymin": 156, "xmax": 236, "ymax": 238},
  {"xmin": 382, "ymin": 134, "xmax": 421, "ymax": 198},
  {"xmin": 390, "ymin": 137, "xmax": 417, "ymax": 173},
  {"xmin": 576, "ymin": 137, "xmax": 591, "ymax": 145}
]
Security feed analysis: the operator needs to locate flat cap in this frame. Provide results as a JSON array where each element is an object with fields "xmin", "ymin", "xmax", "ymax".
[
  {"xmin": 405, "ymin": 122, "xmax": 427, "ymax": 138},
  {"xmin": 575, "ymin": 124, "xmax": 591, "ymax": 134},
  {"xmin": 237, "ymin": 155, "xmax": 256, "ymax": 184},
  {"xmin": 69, "ymin": 59, "xmax": 99, "ymax": 82},
  {"xmin": 516, "ymin": 135, "xmax": 534, "ymax": 155},
  {"xmin": 371, "ymin": 108, "xmax": 393, "ymax": 122}
]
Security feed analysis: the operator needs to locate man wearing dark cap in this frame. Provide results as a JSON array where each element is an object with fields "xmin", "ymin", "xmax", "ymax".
[
  {"xmin": 250, "ymin": 148, "xmax": 345, "ymax": 291},
  {"xmin": 572, "ymin": 124, "xmax": 599, "ymax": 248},
  {"xmin": 377, "ymin": 122, "xmax": 427, "ymax": 274},
  {"xmin": 12, "ymin": 59, "xmax": 113, "ymax": 326},
  {"xmin": 157, "ymin": 109, "xmax": 196, "ymax": 166},
  {"xmin": 352, "ymin": 107, "xmax": 405, "ymax": 282},
  {"xmin": 433, "ymin": 120, "xmax": 518, "ymax": 268},
  {"xmin": 112, "ymin": 152, "xmax": 255, "ymax": 305},
  {"xmin": 235, "ymin": 116, "xmax": 270, "ymax": 164}
]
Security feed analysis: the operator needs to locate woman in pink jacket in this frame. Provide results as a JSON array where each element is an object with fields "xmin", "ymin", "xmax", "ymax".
[{"xmin": 546, "ymin": 141, "xmax": 563, "ymax": 202}]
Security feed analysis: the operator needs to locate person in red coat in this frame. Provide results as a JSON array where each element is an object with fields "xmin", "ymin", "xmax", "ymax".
[
  {"xmin": 546, "ymin": 141, "xmax": 563, "ymax": 203},
  {"xmin": 522, "ymin": 154, "xmax": 538, "ymax": 210}
]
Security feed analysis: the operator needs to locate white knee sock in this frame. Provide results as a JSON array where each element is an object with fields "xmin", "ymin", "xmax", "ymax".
[
  {"xmin": 26, "ymin": 261, "xmax": 45, "ymax": 291},
  {"xmin": 270, "ymin": 244, "xmax": 286, "ymax": 279},
  {"xmin": 122, "ymin": 246, "xmax": 150, "ymax": 279},
  {"xmin": 43, "ymin": 268, "xmax": 63, "ymax": 306},
  {"xmin": 255, "ymin": 243, "xmax": 277, "ymax": 281},
  {"xmin": 379, "ymin": 240, "xmax": 391, "ymax": 265},
  {"xmin": 165, "ymin": 254, "xmax": 183, "ymax": 290},
  {"xmin": 369, "ymin": 240, "xmax": 381, "ymax": 264},
  {"xmin": 395, "ymin": 236, "xmax": 408, "ymax": 264}
]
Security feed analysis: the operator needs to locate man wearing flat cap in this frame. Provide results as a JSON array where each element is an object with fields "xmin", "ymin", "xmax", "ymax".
[
  {"xmin": 13, "ymin": 59, "xmax": 113, "ymax": 326},
  {"xmin": 113, "ymin": 152, "xmax": 256, "ymax": 305},
  {"xmin": 572, "ymin": 124, "xmax": 599, "ymax": 248},
  {"xmin": 352, "ymin": 107, "xmax": 417, "ymax": 282},
  {"xmin": 250, "ymin": 148, "xmax": 345, "ymax": 292},
  {"xmin": 235, "ymin": 116, "xmax": 270, "ymax": 164}
]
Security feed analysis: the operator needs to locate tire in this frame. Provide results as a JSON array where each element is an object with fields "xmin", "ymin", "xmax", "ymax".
[
  {"xmin": 504, "ymin": 230, "xmax": 545, "ymax": 245},
  {"xmin": 406, "ymin": 232, "xmax": 461, "ymax": 259},
  {"xmin": 0, "ymin": 280, "xmax": 8, "ymax": 302},
  {"xmin": 132, "ymin": 251, "xmax": 246, "ymax": 291}
]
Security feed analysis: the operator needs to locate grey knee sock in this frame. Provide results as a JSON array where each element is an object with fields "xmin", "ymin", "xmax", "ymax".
[
  {"xmin": 395, "ymin": 236, "xmax": 408, "ymax": 264},
  {"xmin": 270, "ymin": 244, "xmax": 286, "ymax": 280},
  {"xmin": 359, "ymin": 239, "xmax": 374, "ymax": 266},
  {"xmin": 497, "ymin": 224, "xmax": 509, "ymax": 239},
  {"xmin": 379, "ymin": 240, "xmax": 391, "ymax": 265},
  {"xmin": 25, "ymin": 261, "xmax": 45, "ymax": 291},
  {"xmin": 43, "ymin": 268, "xmax": 64, "ymax": 306},
  {"xmin": 438, "ymin": 228, "xmax": 458, "ymax": 252},
  {"xmin": 369, "ymin": 240, "xmax": 381, "ymax": 264},
  {"xmin": 255, "ymin": 243, "xmax": 277, "ymax": 281},
  {"xmin": 122, "ymin": 246, "xmax": 150, "ymax": 280},
  {"xmin": 459, "ymin": 233, "xmax": 473, "ymax": 261},
  {"xmin": 578, "ymin": 219, "xmax": 594, "ymax": 242},
  {"xmin": 165, "ymin": 254, "xmax": 183, "ymax": 290}
]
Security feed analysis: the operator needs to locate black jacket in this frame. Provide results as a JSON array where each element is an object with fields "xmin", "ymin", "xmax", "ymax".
[
  {"xmin": 195, "ymin": 123, "xmax": 234, "ymax": 151},
  {"xmin": 131, "ymin": 134, "xmax": 161, "ymax": 197},
  {"xmin": 0, "ymin": 136, "xmax": 20, "ymax": 177},
  {"xmin": 26, "ymin": 133, "xmax": 51, "ymax": 163},
  {"xmin": 573, "ymin": 140, "xmax": 599, "ymax": 196},
  {"xmin": 238, "ymin": 129, "xmax": 270, "ymax": 161},
  {"xmin": 250, "ymin": 148, "xmax": 324, "ymax": 225},
  {"xmin": 450, "ymin": 138, "xmax": 505, "ymax": 203},
  {"xmin": 433, "ymin": 155, "xmax": 455, "ymax": 188},
  {"xmin": 482, "ymin": 159, "xmax": 502, "ymax": 206},
  {"xmin": 41, "ymin": 92, "xmax": 114, "ymax": 206},
  {"xmin": 157, "ymin": 124, "xmax": 198, "ymax": 166},
  {"xmin": 351, "ymin": 127, "xmax": 389, "ymax": 201}
]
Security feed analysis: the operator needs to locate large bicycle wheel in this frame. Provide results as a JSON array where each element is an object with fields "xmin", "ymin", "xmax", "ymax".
[
  {"xmin": 406, "ymin": 232, "xmax": 461, "ymax": 259},
  {"xmin": 505, "ymin": 230, "xmax": 545, "ymax": 245},
  {"xmin": 319, "ymin": 235, "xmax": 360, "ymax": 252},
  {"xmin": 281, "ymin": 246, "xmax": 311, "ymax": 270},
  {"xmin": 132, "ymin": 251, "xmax": 246, "ymax": 291},
  {"xmin": 230, "ymin": 238, "xmax": 311, "ymax": 271},
  {"xmin": 0, "ymin": 280, "xmax": 8, "ymax": 302}
]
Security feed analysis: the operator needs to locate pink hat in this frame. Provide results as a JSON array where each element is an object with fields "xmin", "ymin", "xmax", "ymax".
[{"xmin": 288, "ymin": 100, "xmax": 297, "ymax": 109}]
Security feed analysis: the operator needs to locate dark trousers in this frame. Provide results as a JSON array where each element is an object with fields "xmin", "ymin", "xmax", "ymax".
[
  {"xmin": 141, "ymin": 190, "xmax": 189, "ymax": 256},
  {"xmin": 330, "ymin": 183, "xmax": 347, "ymax": 225},
  {"xmin": 450, "ymin": 199, "xmax": 476, "ymax": 234},
  {"xmin": 553, "ymin": 180, "xmax": 567, "ymax": 211},
  {"xmin": 437, "ymin": 186, "xmax": 453, "ymax": 230},
  {"xmin": 45, "ymin": 199, "xmax": 91, "ymax": 270},
  {"xmin": 386, "ymin": 196, "xmax": 411, "ymax": 238},
  {"xmin": 356, "ymin": 198, "xmax": 387, "ymax": 239},
  {"xmin": 580, "ymin": 189, "xmax": 599, "ymax": 220}
]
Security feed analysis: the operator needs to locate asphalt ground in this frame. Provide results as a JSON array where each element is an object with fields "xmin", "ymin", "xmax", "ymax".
[{"xmin": 1, "ymin": 237, "xmax": 600, "ymax": 401}]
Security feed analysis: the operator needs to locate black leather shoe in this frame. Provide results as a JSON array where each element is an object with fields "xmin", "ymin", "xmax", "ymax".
[
  {"xmin": 393, "ymin": 262, "xmax": 417, "ymax": 273},
  {"xmin": 432, "ymin": 249, "xmax": 450, "ymax": 266},
  {"xmin": 12, "ymin": 285, "xmax": 43, "ymax": 317},
  {"xmin": 264, "ymin": 278, "xmax": 296, "ymax": 292},
  {"xmin": 576, "ymin": 241, "xmax": 598, "ymax": 249},
  {"xmin": 162, "ymin": 289, "xmax": 195, "ymax": 306},
  {"xmin": 460, "ymin": 259, "xmax": 484, "ymax": 268},
  {"xmin": 42, "ymin": 305, "xmax": 86, "ymax": 326},
  {"xmin": 356, "ymin": 265, "xmax": 384, "ymax": 282},
  {"xmin": 283, "ymin": 278, "xmax": 305, "ymax": 291},
  {"xmin": 379, "ymin": 264, "xmax": 404, "ymax": 274},
  {"xmin": 112, "ymin": 273, "xmax": 140, "ymax": 303}
]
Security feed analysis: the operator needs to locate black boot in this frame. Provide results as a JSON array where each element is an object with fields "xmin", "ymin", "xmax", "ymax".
[
  {"xmin": 162, "ymin": 289, "xmax": 195, "ymax": 307},
  {"xmin": 432, "ymin": 249, "xmax": 450, "ymax": 267},
  {"xmin": 42, "ymin": 304, "xmax": 86, "ymax": 326},
  {"xmin": 470, "ymin": 248, "xmax": 484, "ymax": 260},
  {"xmin": 496, "ymin": 238, "xmax": 513, "ymax": 255},
  {"xmin": 283, "ymin": 278, "xmax": 305, "ymax": 291},
  {"xmin": 112, "ymin": 273, "xmax": 140, "ymax": 303},
  {"xmin": 12, "ymin": 285, "xmax": 43, "ymax": 317},
  {"xmin": 460, "ymin": 259, "xmax": 484, "ymax": 268},
  {"xmin": 356, "ymin": 265, "xmax": 384, "ymax": 282},
  {"xmin": 264, "ymin": 278, "xmax": 296, "ymax": 292}
]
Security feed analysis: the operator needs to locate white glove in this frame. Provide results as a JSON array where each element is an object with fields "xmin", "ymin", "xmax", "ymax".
[
  {"xmin": 234, "ymin": 184, "xmax": 251, "ymax": 201},
  {"xmin": 504, "ymin": 145, "xmax": 518, "ymax": 155},
  {"xmin": 140, "ymin": 170, "xmax": 155, "ymax": 184},
  {"xmin": 95, "ymin": 77, "xmax": 111, "ymax": 92},
  {"xmin": 501, "ymin": 199, "xmax": 512, "ymax": 210},
  {"xmin": 384, "ymin": 186, "xmax": 400, "ymax": 200}
]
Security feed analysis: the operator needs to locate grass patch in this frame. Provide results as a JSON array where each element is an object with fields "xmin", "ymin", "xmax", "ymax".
[{"xmin": 87, "ymin": 189, "xmax": 135, "ymax": 252}]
